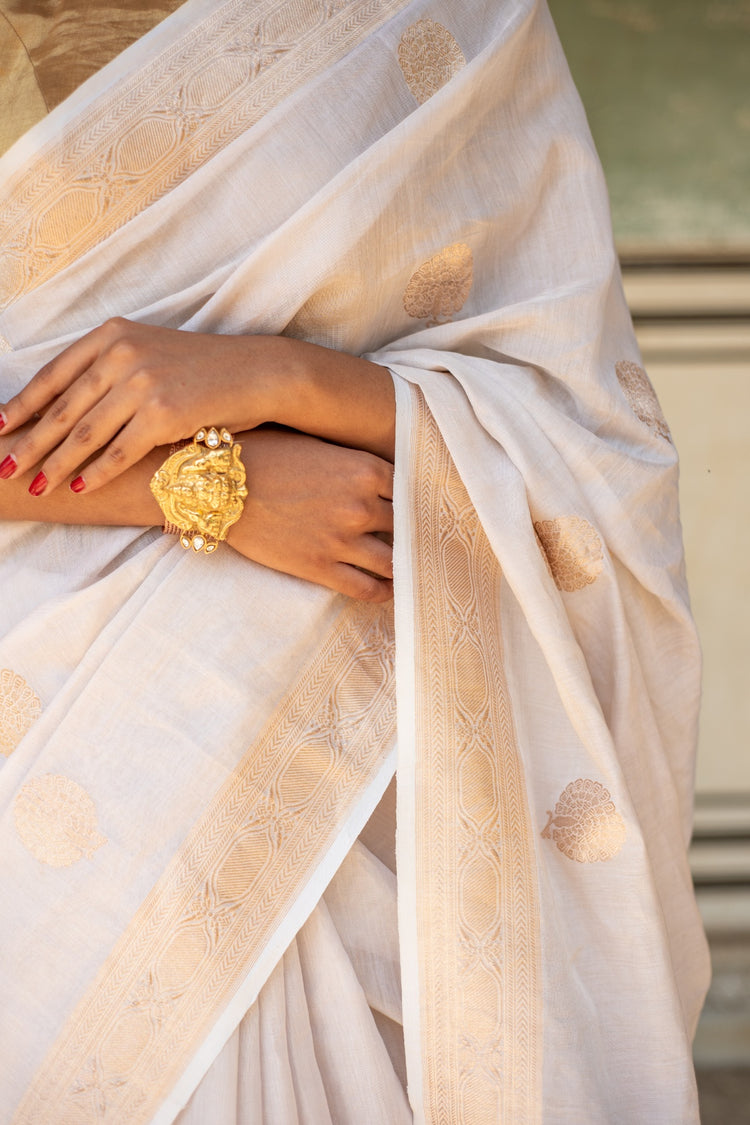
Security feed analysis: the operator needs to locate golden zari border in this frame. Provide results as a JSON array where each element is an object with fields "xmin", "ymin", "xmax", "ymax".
[
  {"xmin": 0, "ymin": 0, "xmax": 411, "ymax": 310},
  {"xmin": 13, "ymin": 600, "xmax": 396, "ymax": 1124},
  {"xmin": 411, "ymin": 395, "xmax": 542, "ymax": 1123}
]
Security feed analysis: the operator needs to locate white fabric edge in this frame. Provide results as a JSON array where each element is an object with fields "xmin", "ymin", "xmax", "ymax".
[
  {"xmin": 150, "ymin": 742, "xmax": 398, "ymax": 1125},
  {"xmin": 391, "ymin": 374, "xmax": 424, "ymax": 1123}
]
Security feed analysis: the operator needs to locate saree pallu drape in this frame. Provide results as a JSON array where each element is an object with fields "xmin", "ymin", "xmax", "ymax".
[{"xmin": 0, "ymin": 0, "xmax": 710, "ymax": 1121}]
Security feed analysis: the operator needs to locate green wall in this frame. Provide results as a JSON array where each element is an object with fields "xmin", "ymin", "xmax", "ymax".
[{"xmin": 549, "ymin": 0, "xmax": 750, "ymax": 256}]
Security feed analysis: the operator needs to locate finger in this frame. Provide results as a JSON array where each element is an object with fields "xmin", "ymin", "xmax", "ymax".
[
  {"xmin": 356, "ymin": 455, "xmax": 393, "ymax": 503},
  {"xmin": 337, "ymin": 494, "xmax": 393, "ymax": 540},
  {"xmin": 0, "ymin": 327, "xmax": 112, "ymax": 433},
  {"xmin": 377, "ymin": 462, "xmax": 394, "ymax": 502},
  {"xmin": 48, "ymin": 411, "xmax": 152, "ymax": 495},
  {"xmin": 346, "ymin": 533, "xmax": 393, "ymax": 581},
  {"xmin": 3, "ymin": 367, "xmax": 115, "ymax": 479},
  {"xmin": 329, "ymin": 563, "xmax": 393, "ymax": 603},
  {"xmin": 372, "ymin": 497, "xmax": 394, "ymax": 535}
]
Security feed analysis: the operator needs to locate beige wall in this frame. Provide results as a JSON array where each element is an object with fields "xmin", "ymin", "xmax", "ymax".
[{"xmin": 626, "ymin": 268, "xmax": 750, "ymax": 795}]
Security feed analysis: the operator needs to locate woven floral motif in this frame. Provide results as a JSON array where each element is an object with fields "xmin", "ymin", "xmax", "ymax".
[
  {"xmin": 615, "ymin": 360, "xmax": 671, "ymax": 442},
  {"xmin": 542, "ymin": 779, "xmax": 626, "ymax": 863},
  {"xmin": 0, "ymin": 668, "xmax": 42, "ymax": 757},
  {"xmin": 284, "ymin": 269, "xmax": 362, "ymax": 342},
  {"xmin": 397, "ymin": 18, "xmax": 466, "ymax": 105},
  {"xmin": 534, "ymin": 516, "xmax": 604, "ymax": 592},
  {"xmin": 14, "ymin": 774, "xmax": 107, "ymax": 867},
  {"xmin": 403, "ymin": 242, "xmax": 473, "ymax": 325}
]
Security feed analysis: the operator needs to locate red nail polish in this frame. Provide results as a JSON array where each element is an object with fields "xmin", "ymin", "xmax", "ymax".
[
  {"xmin": 28, "ymin": 470, "xmax": 47, "ymax": 496},
  {"xmin": 0, "ymin": 453, "xmax": 17, "ymax": 479},
  {"xmin": 70, "ymin": 475, "xmax": 86, "ymax": 493},
  {"xmin": 0, "ymin": 412, "xmax": 7, "ymax": 431}
]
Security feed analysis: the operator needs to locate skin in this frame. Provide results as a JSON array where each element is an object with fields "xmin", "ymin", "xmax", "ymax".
[{"xmin": 0, "ymin": 319, "xmax": 397, "ymax": 601}]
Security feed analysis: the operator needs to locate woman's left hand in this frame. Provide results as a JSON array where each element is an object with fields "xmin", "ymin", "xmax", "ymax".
[{"xmin": 0, "ymin": 317, "xmax": 277, "ymax": 496}]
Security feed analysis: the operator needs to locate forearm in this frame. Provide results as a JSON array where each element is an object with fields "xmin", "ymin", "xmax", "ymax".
[
  {"xmin": 0, "ymin": 323, "xmax": 395, "ymax": 499},
  {"xmin": 0, "ymin": 425, "xmax": 164, "ymax": 525},
  {"xmin": 253, "ymin": 337, "xmax": 395, "ymax": 462}
]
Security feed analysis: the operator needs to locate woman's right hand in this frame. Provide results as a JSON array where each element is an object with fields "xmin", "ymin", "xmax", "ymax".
[
  {"xmin": 229, "ymin": 428, "xmax": 394, "ymax": 602},
  {"xmin": 0, "ymin": 420, "xmax": 394, "ymax": 602}
]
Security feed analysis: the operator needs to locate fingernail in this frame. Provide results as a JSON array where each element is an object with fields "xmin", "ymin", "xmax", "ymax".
[
  {"xmin": 0, "ymin": 453, "xmax": 17, "ymax": 479},
  {"xmin": 70, "ymin": 475, "xmax": 86, "ymax": 494},
  {"xmin": 0, "ymin": 412, "xmax": 7, "ymax": 431},
  {"xmin": 28, "ymin": 470, "xmax": 47, "ymax": 496}
]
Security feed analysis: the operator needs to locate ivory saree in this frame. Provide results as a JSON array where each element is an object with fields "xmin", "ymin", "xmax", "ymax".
[{"xmin": 0, "ymin": 0, "xmax": 710, "ymax": 1121}]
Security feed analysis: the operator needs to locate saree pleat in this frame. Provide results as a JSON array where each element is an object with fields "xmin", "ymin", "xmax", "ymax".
[
  {"xmin": 176, "ymin": 841, "xmax": 408, "ymax": 1125},
  {"xmin": 0, "ymin": 1, "xmax": 709, "ymax": 1121}
]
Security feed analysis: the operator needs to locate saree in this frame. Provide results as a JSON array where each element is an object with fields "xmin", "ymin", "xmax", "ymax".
[{"xmin": 0, "ymin": 0, "xmax": 710, "ymax": 1121}]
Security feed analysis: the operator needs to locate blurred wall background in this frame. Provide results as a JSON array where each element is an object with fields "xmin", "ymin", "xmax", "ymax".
[{"xmin": 549, "ymin": 1, "xmax": 750, "ymax": 1117}]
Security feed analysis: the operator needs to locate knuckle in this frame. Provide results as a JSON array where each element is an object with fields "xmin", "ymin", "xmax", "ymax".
[
  {"xmin": 49, "ymin": 397, "xmax": 70, "ymax": 423},
  {"xmin": 355, "ymin": 461, "xmax": 381, "ymax": 493},
  {"xmin": 103, "ymin": 316, "xmax": 130, "ymax": 335},
  {"xmin": 72, "ymin": 421, "xmax": 94, "ymax": 446},
  {"xmin": 107, "ymin": 338, "xmax": 139, "ymax": 367},
  {"xmin": 309, "ymin": 548, "xmax": 329, "ymax": 573},
  {"xmin": 106, "ymin": 444, "xmax": 127, "ymax": 465},
  {"xmin": 127, "ymin": 366, "xmax": 157, "ymax": 395},
  {"xmin": 34, "ymin": 362, "xmax": 57, "ymax": 388},
  {"xmin": 344, "ymin": 499, "xmax": 370, "ymax": 529},
  {"xmin": 147, "ymin": 393, "xmax": 171, "ymax": 423},
  {"xmin": 82, "ymin": 366, "xmax": 104, "ymax": 393}
]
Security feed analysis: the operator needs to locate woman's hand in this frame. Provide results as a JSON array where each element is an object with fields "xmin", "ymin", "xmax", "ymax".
[
  {"xmin": 230, "ymin": 428, "xmax": 394, "ymax": 602},
  {"xmin": 0, "ymin": 318, "xmax": 395, "ymax": 499},
  {"xmin": 0, "ymin": 318, "xmax": 277, "ymax": 497},
  {"xmin": 0, "ymin": 420, "xmax": 394, "ymax": 602}
]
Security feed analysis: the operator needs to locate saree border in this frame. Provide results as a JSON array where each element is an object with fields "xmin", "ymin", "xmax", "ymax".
[
  {"xmin": 0, "ymin": 0, "xmax": 411, "ymax": 311},
  {"xmin": 408, "ymin": 391, "xmax": 542, "ymax": 1123},
  {"xmin": 13, "ymin": 599, "xmax": 396, "ymax": 1124}
]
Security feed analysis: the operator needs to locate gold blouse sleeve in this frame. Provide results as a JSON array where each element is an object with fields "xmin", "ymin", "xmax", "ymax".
[
  {"xmin": 0, "ymin": 8, "xmax": 48, "ymax": 157},
  {"xmin": 0, "ymin": 0, "xmax": 185, "ymax": 157}
]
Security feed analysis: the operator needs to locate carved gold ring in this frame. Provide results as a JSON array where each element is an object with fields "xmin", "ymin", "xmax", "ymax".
[{"xmin": 150, "ymin": 427, "xmax": 248, "ymax": 554}]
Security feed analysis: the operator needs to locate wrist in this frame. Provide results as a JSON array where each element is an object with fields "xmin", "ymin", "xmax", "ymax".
[
  {"xmin": 240, "ymin": 336, "xmax": 305, "ymax": 429},
  {"xmin": 250, "ymin": 336, "xmax": 395, "ymax": 461}
]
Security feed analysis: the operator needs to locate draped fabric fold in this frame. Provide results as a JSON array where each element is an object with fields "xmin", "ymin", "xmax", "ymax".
[{"xmin": 0, "ymin": 0, "xmax": 709, "ymax": 1121}]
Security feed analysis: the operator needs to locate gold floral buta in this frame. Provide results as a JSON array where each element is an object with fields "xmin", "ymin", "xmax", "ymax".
[{"xmin": 150, "ymin": 427, "xmax": 248, "ymax": 554}]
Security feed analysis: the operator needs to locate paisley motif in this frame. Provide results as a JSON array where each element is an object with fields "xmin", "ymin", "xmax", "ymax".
[
  {"xmin": 534, "ymin": 516, "xmax": 604, "ymax": 592},
  {"xmin": 397, "ymin": 18, "xmax": 466, "ymax": 105},
  {"xmin": 615, "ymin": 360, "xmax": 671, "ymax": 442},
  {"xmin": 0, "ymin": 669, "xmax": 42, "ymax": 757},
  {"xmin": 14, "ymin": 774, "xmax": 107, "ymax": 867},
  {"xmin": 403, "ymin": 242, "xmax": 473, "ymax": 326},
  {"xmin": 542, "ymin": 779, "xmax": 626, "ymax": 863}
]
